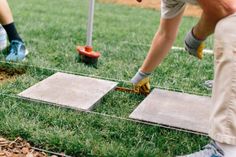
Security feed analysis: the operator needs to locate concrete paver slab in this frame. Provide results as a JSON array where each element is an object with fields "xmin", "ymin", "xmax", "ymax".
[
  {"xmin": 129, "ymin": 88, "xmax": 211, "ymax": 134},
  {"xmin": 19, "ymin": 72, "xmax": 118, "ymax": 111}
]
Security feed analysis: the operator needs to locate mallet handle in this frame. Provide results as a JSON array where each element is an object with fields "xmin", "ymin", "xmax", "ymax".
[{"xmin": 86, "ymin": 0, "xmax": 95, "ymax": 47}]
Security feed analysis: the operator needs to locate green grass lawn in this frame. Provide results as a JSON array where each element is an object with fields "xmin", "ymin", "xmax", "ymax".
[{"xmin": 0, "ymin": 0, "xmax": 214, "ymax": 156}]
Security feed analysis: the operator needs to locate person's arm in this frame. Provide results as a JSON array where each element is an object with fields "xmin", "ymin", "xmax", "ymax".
[
  {"xmin": 140, "ymin": 11, "xmax": 184, "ymax": 73},
  {"xmin": 130, "ymin": 10, "xmax": 184, "ymax": 94},
  {"xmin": 184, "ymin": 0, "xmax": 236, "ymax": 59},
  {"xmin": 193, "ymin": 0, "xmax": 236, "ymax": 40}
]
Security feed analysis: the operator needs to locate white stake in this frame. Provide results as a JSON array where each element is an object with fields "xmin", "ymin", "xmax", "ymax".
[{"xmin": 86, "ymin": 0, "xmax": 95, "ymax": 47}]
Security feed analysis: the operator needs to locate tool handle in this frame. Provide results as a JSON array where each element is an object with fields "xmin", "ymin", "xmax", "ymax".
[
  {"xmin": 86, "ymin": 0, "xmax": 95, "ymax": 47},
  {"xmin": 115, "ymin": 87, "xmax": 149, "ymax": 96}
]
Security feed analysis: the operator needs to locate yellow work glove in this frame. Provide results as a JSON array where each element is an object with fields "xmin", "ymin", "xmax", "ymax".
[
  {"xmin": 131, "ymin": 70, "xmax": 151, "ymax": 95},
  {"xmin": 184, "ymin": 28, "xmax": 205, "ymax": 60},
  {"xmin": 133, "ymin": 77, "xmax": 150, "ymax": 95}
]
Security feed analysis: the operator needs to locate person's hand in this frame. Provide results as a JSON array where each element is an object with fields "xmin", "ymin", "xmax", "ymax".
[
  {"xmin": 131, "ymin": 70, "xmax": 151, "ymax": 95},
  {"xmin": 184, "ymin": 28, "xmax": 205, "ymax": 60},
  {"xmin": 133, "ymin": 77, "xmax": 150, "ymax": 95}
]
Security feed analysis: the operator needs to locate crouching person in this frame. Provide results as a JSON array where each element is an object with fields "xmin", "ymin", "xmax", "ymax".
[{"xmin": 0, "ymin": 0, "xmax": 28, "ymax": 61}]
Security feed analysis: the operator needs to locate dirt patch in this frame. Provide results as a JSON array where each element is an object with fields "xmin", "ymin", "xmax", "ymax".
[
  {"xmin": 0, "ymin": 65, "xmax": 25, "ymax": 84},
  {"xmin": 0, "ymin": 137, "xmax": 47, "ymax": 157},
  {"xmin": 99, "ymin": 0, "xmax": 202, "ymax": 17},
  {"xmin": 0, "ymin": 137, "xmax": 65, "ymax": 157}
]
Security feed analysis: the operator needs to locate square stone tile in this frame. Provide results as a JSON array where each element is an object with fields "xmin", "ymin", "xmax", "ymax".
[
  {"xmin": 19, "ymin": 72, "xmax": 118, "ymax": 111},
  {"xmin": 129, "ymin": 88, "xmax": 211, "ymax": 134}
]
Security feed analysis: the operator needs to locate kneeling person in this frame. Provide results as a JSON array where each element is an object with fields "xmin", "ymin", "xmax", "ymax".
[{"xmin": 0, "ymin": 0, "xmax": 28, "ymax": 61}]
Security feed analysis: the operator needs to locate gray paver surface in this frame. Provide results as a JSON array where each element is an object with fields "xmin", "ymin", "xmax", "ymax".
[
  {"xmin": 130, "ymin": 88, "xmax": 211, "ymax": 134},
  {"xmin": 19, "ymin": 72, "xmax": 118, "ymax": 111}
]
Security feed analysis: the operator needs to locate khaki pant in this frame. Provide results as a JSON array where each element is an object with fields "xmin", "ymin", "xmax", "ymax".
[{"xmin": 209, "ymin": 13, "xmax": 236, "ymax": 145}]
